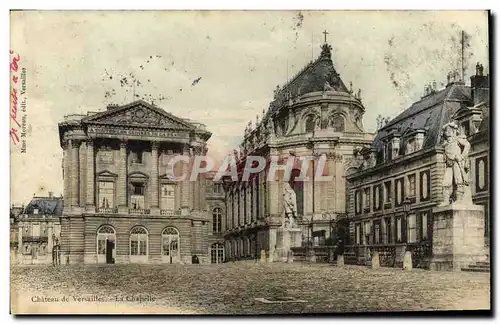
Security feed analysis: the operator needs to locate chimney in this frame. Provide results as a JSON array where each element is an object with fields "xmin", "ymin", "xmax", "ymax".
[
  {"xmin": 48, "ymin": 191, "xmax": 53, "ymax": 198},
  {"xmin": 470, "ymin": 62, "xmax": 489, "ymax": 106}
]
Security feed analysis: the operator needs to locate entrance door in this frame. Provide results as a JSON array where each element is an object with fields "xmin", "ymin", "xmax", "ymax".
[{"xmin": 106, "ymin": 239, "xmax": 115, "ymax": 264}]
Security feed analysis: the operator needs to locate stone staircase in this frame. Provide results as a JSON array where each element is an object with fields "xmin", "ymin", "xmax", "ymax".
[{"xmin": 461, "ymin": 255, "xmax": 490, "ymax": 273}]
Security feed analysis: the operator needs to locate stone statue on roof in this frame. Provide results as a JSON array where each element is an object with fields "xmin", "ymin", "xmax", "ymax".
[{"xmin": 440, "ymin": 121, "xmax": 472, "ymax": 205}]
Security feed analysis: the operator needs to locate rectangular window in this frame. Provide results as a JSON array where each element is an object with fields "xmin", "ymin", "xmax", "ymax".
[
  {"xmin": 131, "ymin": 195, "xmax": 145, "ymax": 209},
  {"xmin": 408, "ymin": 174, "xmax": 416, "ymax": 198},
  {"xmin": 363, "ymin": 221, "xmax": 371, "ymax": 245},
  {"xmin": 384, "ymin": 181, "xmax": 392, "ymax": 202},
  {"xmin": 161, "ymin": 184, "xmax": 175, "ymax": 211},
  {"xmin": 407, "ymin": 214, "xmax": 417, "ymax": 243},
  {"xmin": 421, "ymin": 212, "xmax": 428, "ymax": 240},
  {"xmin": 139, "ymin": 240, "xmax": 147, "ymax": 255},
  {"xmin": 130, "ymin": 241, "xmax": 138, "ymax": 255},
  {"xmin": 355, "ymin": 224, "xmax": 361, "ymax": 245},
  {"xmin": 385, "ymin": 218, "xmax": 392, "ymax": 244},
  {"xmin": 374, "ymin": 221, "xmax": 381, "ymax": 244},
  {"xmin": 364, "ymin": 188, "xmax": 371, "ymax": 211},
  {"xmin": 98, "ymin": 181, "xmax": 115, "ymax": 209},
  {"xmin": 131, "ymin": 183, "xmax": 145, "ymax": 209},
  {"xmin": 130, "ymin": 150, "xmax": 143, "ymax": 164},
  {"xmin": 396, "ymin": 217, "xmax": 402, "ymax": 242}
]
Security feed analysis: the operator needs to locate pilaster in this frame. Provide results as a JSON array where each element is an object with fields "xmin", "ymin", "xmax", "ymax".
[
  {"xmin": 118, "ymin": 140, "xmax": 128, "ymax": 213},
  {"xmin": 180, "ymin": 144, "xmax": 190, "ymax": 213},
  {"xmin": 85, "ymin": 140, "xmax": 95, "ymax": 211},
  {"xmin": 150, "ymin": 141, "xmax": 159, "ymax": 211},
  {"xmin": 79, "ymin": 142, "xmax": 87, "ymax": 208},
  {"xmin": 70, "ymin": 140, "xmax": 80, "ymax": 207}
]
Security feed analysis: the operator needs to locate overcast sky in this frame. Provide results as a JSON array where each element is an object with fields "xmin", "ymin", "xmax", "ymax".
[{"xmin": 10, "ymin": 10, "xmax": 488, "ymax": 205}]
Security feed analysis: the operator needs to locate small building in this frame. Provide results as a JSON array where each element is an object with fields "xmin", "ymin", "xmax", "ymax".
[{"xmin": 14, "ymin": 193, "xmax": 63, "ymax": 265}]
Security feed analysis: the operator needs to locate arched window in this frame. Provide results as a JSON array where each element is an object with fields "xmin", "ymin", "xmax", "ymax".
[
  {"xmin": 330, "ymin": 114, "xmax": 345, "ymax": 132},
  {"xmin": 211, "ymin": 243, "xmax": 224, "ymax": 264},
  {"xmin": 162, "ymin": 227, "xmax": 180, "ymax": 264},
  {"xmin": 305, "ymin": 115, "xmax": 317, "ymax": 133},
  {"xmin": 212, "ymin": 208, "xmax": 222, "ymax": 233},
  {"xmin": 130, "ymin": 226, "xmax": 148, "ymax": 258},
  {"xmin": 96, "ymin": 225, "xmax": 116, "ymax": 264}
]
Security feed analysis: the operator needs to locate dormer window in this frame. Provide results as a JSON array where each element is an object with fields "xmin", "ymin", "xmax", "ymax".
[
  {"xmin": 406, "ymin": 138, "xmax": 416, "ymax": 154},
  {"xmin": 404, "ymin": 130, "xmax": 425, "ymax": 155},
  {"xmin": 33, "ymin": 208, "xmax": 39, "ymax": 215}
]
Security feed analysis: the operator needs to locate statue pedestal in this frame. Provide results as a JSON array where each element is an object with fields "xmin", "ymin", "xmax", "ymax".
[
  {"xmin": 274, "ymin": 227, "xmax": 302, "ymax": 263},
  {"xmin": 430, "ymin": 204, "xmax": 487, "ymax": 271}
]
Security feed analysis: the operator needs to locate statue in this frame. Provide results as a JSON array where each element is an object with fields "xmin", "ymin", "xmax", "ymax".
[
  {"xmin": 283, "ymin": 182, "xmax": 297, "ymax": 228},
  {"xmin": 476, "ymin": 62, "xmax": 484, "ymax": 76},
  {"xmin": 440, "ymin": 121, "xmax": 471, "ymax": 205}
]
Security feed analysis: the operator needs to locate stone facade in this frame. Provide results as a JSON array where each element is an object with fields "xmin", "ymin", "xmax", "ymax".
[
  {"xmin": 345, "ymin": 66, "xmax": 490, "ymax": 269},
  {"xmin": 11, "ymin": 194, "xmax": 63, "ymax": 265},
  {"xmin": 57, "ymin": 100, "xmax": 214, "ymax": 264},
  {"xmin": 223, "ymin": 41, "xmax": 372, "ymax": 261}
]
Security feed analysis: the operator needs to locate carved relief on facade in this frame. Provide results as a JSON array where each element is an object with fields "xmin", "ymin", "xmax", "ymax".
[{"xmin": 100, "ymin": 106, "xmax": 185, "ymax": 129}]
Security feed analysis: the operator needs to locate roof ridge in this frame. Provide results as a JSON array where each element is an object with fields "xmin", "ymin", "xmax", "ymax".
[{"xmin": 380, "ymin": 86, "xmax": 454, "ymax": 132}]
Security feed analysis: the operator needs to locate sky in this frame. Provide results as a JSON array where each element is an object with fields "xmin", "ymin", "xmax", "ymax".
[{"xmin": 9, "ymin": 10, "xmax": 489, "ymax": 205}]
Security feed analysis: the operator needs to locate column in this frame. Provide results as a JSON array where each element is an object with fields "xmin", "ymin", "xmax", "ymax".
[
  {"xmin": 118, "ymin": 140, "xmax": 128, "ymax": 210},
  {"xmin": 63, "ymin": 142, "xmax": 70, "ymax": 206},
  {"xmin": 150, "ymin": 141, "xmax": 159, "ymax": 209},
  {"xmin": 239, "ymin": 188, "xmax": 244, "ymax": 225},
  {"xmin": 86, "ymin": 140, "xmax": 95, "ymax": 208},
  {"xmin": 193, "ymin": 147, "xmax": 201, "ymax": 210},
  {"xmin": 79, "ymin": 142, "xmax": 87, "ymax": 208},
  {"xmin": 181, "ymin": 144, "xmax": 190, "ymax": 211},
  {"xmin": 70, "ymin": 140, "xmax": 80, "ymax": 207}
]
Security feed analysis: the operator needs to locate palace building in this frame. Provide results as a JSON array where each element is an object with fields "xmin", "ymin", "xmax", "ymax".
[
  {"xmin": 11, "ymin": 193, "xmax": 63, "ymax": 265},
  {"xmin": 57, "ymin": 100, "xmax": 214, "ymax": 264},
  {"xmin": 223, "ymin": 39, "xmax": 373, "ymax": 261},
  {"xmin": 344, "ymin": 65, "xmax": 490, "ymax": 268}
]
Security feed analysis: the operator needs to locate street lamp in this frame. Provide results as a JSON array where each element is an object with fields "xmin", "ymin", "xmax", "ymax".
[{"xmin": 402, "ymin": 197, "xmax": 412, "ymax": 214}]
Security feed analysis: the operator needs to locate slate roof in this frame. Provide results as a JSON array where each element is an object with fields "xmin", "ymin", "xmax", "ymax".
[
  {"xmin": 23, "ymin": 197, "xmax": 64, "ymax": 216},
  {"xmin": 264, "ymin": 43, "xmax": 350, "ymax": 119},
  {"xmin": 372, "ymin": 83, "xmax": 472, "ymax": 153}
]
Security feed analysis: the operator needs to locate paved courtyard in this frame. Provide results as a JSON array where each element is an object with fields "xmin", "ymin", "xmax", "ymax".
[{"xmin": 11, "ymin": 261, "xmax": 490, "ymax": 314}]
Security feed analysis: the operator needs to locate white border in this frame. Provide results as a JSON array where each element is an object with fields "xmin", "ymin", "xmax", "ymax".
[{"xmin": 2, "ymin": 1, "xmax": 498, "ymax": 324}]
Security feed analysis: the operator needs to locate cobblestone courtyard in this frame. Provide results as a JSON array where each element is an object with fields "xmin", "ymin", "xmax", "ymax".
[{"xmin": 11, "ymin": 261, "xmax": 490, "ymax": 314}]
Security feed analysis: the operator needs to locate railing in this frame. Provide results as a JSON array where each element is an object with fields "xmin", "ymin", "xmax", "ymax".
[
  {"xmin": 344, "ymin": 243, "xmax": 431, "ymax": 268},
  {"xmin": 22, "ymin": 236, "xmax": 49, "ymax": 243},
  {"xmin": 129, "ymin": 209, "xmax": 150, "ymax": 215},
  {"xmin": 96, "ymin": 207, "xmax": 118, "ymax": 214},
  {"xmin": 160, "ymin": 210, "xmax": 175, "ymax": 216},
  {"xmin": 406, "ymin": 242, "xmax": 432, "ymax": 268}
]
